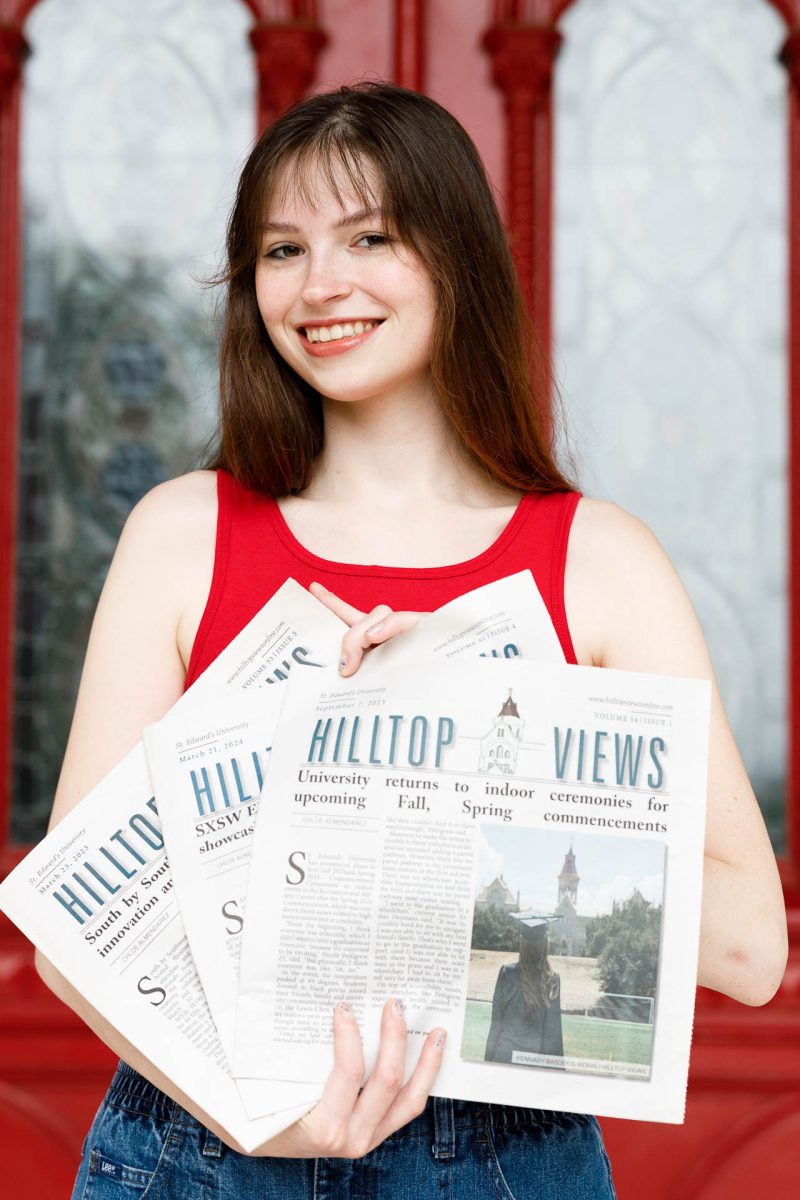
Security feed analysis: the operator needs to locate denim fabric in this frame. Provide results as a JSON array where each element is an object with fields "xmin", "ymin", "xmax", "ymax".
[{"xmin": 71, "ymin": 1062, "xmax": 617, "ymax": 1199}]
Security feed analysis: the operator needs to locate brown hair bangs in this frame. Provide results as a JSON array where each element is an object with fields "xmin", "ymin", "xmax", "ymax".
[{"xmin": 207, "ymin": 81, "xmax": 573, "ymax": 497}]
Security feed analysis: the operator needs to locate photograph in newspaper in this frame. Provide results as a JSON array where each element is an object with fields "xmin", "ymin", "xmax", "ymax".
[
  {"xmin": 234, "ymin": 657, "xmax": 709, "ymax": 1124},
  {"xmin": 461, "ymin": 827, "xmax": 664, "ymax": 1080}
]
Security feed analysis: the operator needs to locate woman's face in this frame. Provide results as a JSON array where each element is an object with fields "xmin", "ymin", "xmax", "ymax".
[{"xmin": 255, "ymin": 158, "xmax": 437, "ymax": 406}]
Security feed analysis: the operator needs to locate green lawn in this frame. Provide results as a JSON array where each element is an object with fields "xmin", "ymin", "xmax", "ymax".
[{"xmin": 461, "ymin": 1000, "xmax": 653, "ymax": 1067}]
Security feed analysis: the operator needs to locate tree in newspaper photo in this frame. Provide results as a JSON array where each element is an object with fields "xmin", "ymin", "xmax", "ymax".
[{"xmin": 461, "ymin": 829, "xmax": 665, "ymax": 1081}]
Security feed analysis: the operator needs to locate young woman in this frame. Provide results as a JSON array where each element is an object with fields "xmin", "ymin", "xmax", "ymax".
[
  {"xmin": 36, "ymin": 82, "xmax": 786, "ymax": 1199},
  {"xmin": 484, "ymin": 917, "xmax": 564, "ymax": 1065}
]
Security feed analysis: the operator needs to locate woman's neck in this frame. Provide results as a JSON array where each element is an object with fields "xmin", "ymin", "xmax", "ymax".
[{"xmin": 305, "ymin": 389, "xmax": 513, "ymax": 510}]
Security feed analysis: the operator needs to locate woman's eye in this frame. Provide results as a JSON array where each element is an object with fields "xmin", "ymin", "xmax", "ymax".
[
  {"xmin": 266, "ymin": 243, "xmax": 303, "ymax": 260},
  {"xmin": 355, "ymin": 233, "xmax": 389, "ymax": 249}
]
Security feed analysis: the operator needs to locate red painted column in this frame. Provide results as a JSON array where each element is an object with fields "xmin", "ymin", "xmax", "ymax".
[
  {"xmin": 482, "ymin": 23, "xmax": 562, "ymax": 390},
  {"xmin": 0, "ymin": 24, "xmax": 29, "ymax": 862},
  {"xmin": 248, "ymin": 20, "xmax": 328, "ymax": 132},
  {"xmin": 778, "ymin": 26, "xmax": 800, "ymax": 903},
  {"xmin": 393, "ymin": 0, "xmax": 426, "ymax": 92}
]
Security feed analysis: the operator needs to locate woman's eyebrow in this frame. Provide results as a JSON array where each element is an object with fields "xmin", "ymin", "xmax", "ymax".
[{"xmin": 261, "ymin": 207, "xmax": 383, "ymax": 235}]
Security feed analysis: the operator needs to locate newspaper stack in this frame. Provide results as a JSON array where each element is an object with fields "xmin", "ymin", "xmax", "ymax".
[{"xmin": 0, "ymin": 575, "xmax": 710, "ymax": 1150}]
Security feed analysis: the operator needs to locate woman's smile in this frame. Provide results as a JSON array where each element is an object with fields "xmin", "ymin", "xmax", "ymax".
[{"xmin": 298, "ymin": 317, "xmax": 384, "ymax": 356}]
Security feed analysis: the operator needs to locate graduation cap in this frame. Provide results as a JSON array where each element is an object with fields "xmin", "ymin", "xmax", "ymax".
[{"xmin": 511, "ymin": 912, "xmax": 563, "ymax": 945}]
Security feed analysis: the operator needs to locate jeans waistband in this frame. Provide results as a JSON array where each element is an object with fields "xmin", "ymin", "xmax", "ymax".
[
  {"xmin": 107, "ymin": 1061, "xmax": 177, "ymax": 1123},
  {"xmin": 107, "ymin": 1061, "xmax": 568, "ymax": 1145}
]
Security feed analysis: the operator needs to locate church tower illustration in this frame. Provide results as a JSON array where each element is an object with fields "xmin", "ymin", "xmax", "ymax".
[
  {"xmin": 557, "ymin": 843, "xmax": 580, "ymax": 906},
  {"xmin": 479, "ymin": 691, "xmax": 523, "ymax": 774}
]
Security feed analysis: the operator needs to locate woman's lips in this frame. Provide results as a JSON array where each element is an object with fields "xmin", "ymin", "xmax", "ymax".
[{"xmin": 299, "ymin": 321, "xmax": 383, "ymax": 358}]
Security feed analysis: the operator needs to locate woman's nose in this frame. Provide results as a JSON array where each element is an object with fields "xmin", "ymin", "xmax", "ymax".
[{"xmin": 300, "ymin": 251, "xmax": 352, "ymax": 306}]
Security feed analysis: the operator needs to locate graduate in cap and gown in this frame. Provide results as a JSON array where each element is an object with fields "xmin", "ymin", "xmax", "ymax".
[{"xmin": 484, "ymin": 913, "xmax": 565, "ymax": 1065}]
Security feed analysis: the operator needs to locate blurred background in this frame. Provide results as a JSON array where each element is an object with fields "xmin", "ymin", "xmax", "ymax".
[{"xmin": 0, "ymin": 1, "xmax": 797, "ymax": 1195}]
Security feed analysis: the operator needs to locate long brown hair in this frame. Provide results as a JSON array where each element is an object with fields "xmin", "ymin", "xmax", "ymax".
[
  {"xmin": 207, "ymin": 81, "xmax": 573, "ymax": 496},
  {"xmin": 518, "ymin": 936, "xmax": 560, "ymax": 1012}
]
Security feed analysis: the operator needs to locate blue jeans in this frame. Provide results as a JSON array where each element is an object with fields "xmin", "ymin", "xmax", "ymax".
[{"xmin": 71, "ymin": 1062, "xmax": 617, "ymax": 1199}]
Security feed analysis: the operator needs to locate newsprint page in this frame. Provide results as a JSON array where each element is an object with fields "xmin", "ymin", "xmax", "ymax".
[
  {"xmin": 235, "ymin": 659, "xmax": 710, "ymax": 1125},
  {"xmin": 0, "ymin": 571, "xmax": 561, "ymax": 1149}
]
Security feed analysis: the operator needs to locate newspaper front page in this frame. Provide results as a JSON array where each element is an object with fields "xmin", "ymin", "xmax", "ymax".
[
  {"xmin": 0, "ymin": 579, "xmax": 345, "ymax": 1149},
  {"xmin": 234, "ymin": 658, "xmax": 710, "ymax": 1124},
  {"xmin": 141, "ymin": 570, "xmax": 563, "ymax": 1108}
]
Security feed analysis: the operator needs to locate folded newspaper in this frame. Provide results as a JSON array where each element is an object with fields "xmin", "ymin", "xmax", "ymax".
[
  {"xmin": 232, "ymin": 658, "xmax": 710, "ymax": 1124},
  {"xmin": 0, "ymin": 571, "xmax": 574, "ymax": 1149}
]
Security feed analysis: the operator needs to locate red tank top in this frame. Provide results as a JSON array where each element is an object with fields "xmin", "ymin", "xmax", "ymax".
[{"xmin": 185, "ymin": 471, "xmax": 580, "ymax": 687}]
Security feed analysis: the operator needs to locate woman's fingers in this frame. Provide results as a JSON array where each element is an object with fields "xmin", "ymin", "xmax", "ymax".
[
  {"xmin": 261, "ymin": 999, "xmax": 445, "ymax": 1159},
  {"xmin": 308, "ymin": 581, "xmax": 428, "ymax": 675},
  {"xmin": 345, "ymin": 998, "xmax": 409, "ymax": 1154},
  {"xmin": 338, "ymin": 608, "xmax": 428, "ymax": 676},
  {"xmin": 296, "ymin": 1002, "xmax": 365, "ymax": 1155},
  {"xmin": 369, "ymin": 1026, "xmax": 447, "ymax": 1147},
  {"xmin": 359, "ymin": 610, "xmax": 426, "ymax": 645},
  {"xmin": 339, "ymin": 605, "xmax": 394, "ymax": 675},
  {"xmin": 309, "ymin": 581, "xmax": 364, "ymax": 626}
]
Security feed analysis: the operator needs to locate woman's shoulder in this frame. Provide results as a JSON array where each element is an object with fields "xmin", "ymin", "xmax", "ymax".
[
  {"xmin": 569, "ymin": 495, "xmax": 660, "ymax": 559},
  {"xmin": 119, "ymin": 470, "xmax": 219, "ymax": 667},
  {"xmin": 120, "ymin": 470, "xmax": 219, "ymax": 579},
  {"xmin": 565, "ymin": 496, "xmax": 700, "ymax": 669},
  {"xmin": 126, "ymin": 469, "xmax": 218, "ymax": 535}
]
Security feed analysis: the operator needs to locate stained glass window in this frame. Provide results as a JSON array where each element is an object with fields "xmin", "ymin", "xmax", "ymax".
[
  {"xmin": 13, "ymin": 0, "xmax": 256, "ymax": 842},
  {"xmin": 553, "ymin": 0, "xmax": 788, "ymax": 850}
]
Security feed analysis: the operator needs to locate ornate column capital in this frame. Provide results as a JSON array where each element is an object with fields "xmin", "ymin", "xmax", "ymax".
[
  {"xmin": 482, "ymin": 23, "xmax": 563, "ymax": 110},
  {"xmin": 0, "ymin": 24, "xmax": 30, "ymax": 95},
  {"xmin": 779, "ymin": 28, "xmax": 800, "ymax": 96},
  {"xmin": 249, "ymin": 21, "xmax": 328, "ymax": 128}
]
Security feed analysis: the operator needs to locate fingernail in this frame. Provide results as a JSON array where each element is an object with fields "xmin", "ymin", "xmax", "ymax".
[
  {"xmin": 313, "ymin": 581, "xmax": 327, "ymax": 591},
  {"xmin": 339, "ymin": 656, "xmax": 349, "ymax": 671},
  {"xmin": 338, "ymin": 1001, "xmax": 354, "ymax": 1017},
  {"xmin": 434, "ymin": 1030, "xmax": 447, "ymax": 1049},
  {"xmin": 366, "ymin": 622, "xmax": 384, "ymax": 637},
  {"xmin": 393, "ymin": 998, "xmax": 406, "ymax": 1017}
]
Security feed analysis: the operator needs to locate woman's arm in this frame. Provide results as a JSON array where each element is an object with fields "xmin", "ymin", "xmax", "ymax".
[{"xmin": 565, "ymin": 499, "xmax": 788, "ymax": 1006}]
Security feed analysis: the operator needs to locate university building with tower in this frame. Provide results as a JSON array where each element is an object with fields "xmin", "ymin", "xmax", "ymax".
[
  {"xmin": 553, "ymin": 844, "xmax": 589, "ymax": 956},
  {"xmin": 476, "ymin": 842, "xmax": 591, "ymax": 956}
]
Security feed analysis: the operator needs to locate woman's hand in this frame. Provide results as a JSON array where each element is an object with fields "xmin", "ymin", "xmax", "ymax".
[
  {"xmin": 251, "ymin": 998, "xmax": 446, "ymax": 1158},
  {"xmin": 309, "ymin": 582, "xmax": 428, "ymax": 676}
]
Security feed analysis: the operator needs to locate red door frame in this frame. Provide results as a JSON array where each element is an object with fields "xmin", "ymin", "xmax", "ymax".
[{"xmin": 0, "ymin": 1, "xmax": 798, "ymax": 1194}]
